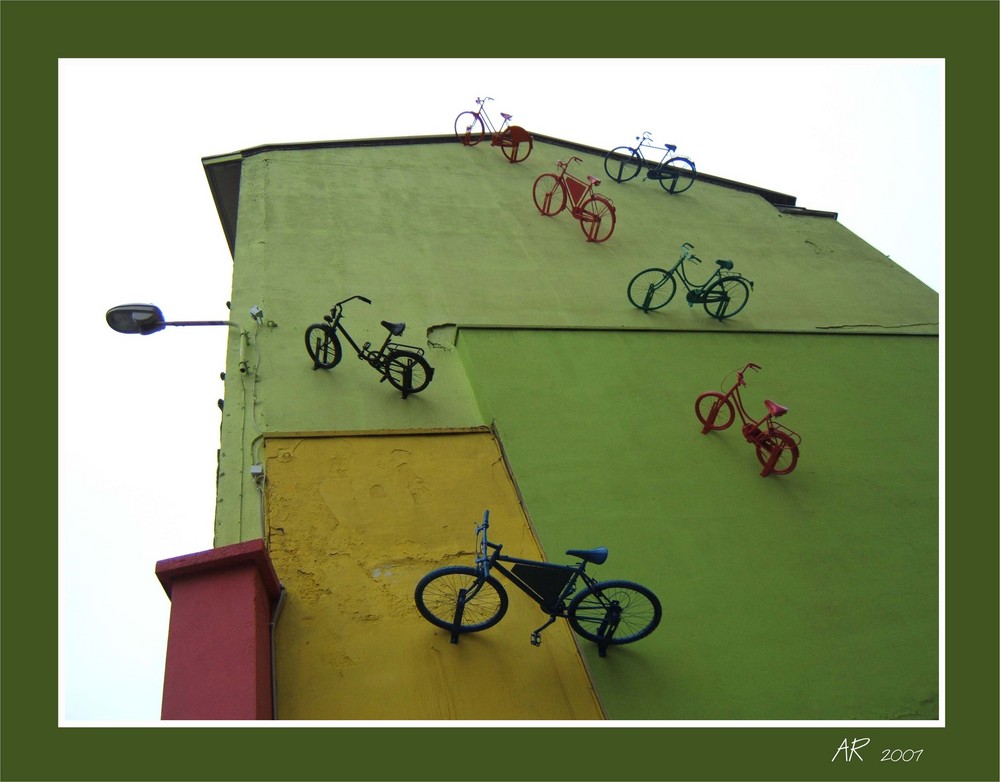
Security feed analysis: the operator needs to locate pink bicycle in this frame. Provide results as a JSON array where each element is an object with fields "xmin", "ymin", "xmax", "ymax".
[
  {"xmin": 454, "ymin": 96, "xmax": 533, "ymax": 163},
  {"xmin": 532, "ymin": 157, "xmax": 616, "ymax": 243},
  {"xmin": 695, "ymin": 362, "xmax": 801, "ymax": 477}
]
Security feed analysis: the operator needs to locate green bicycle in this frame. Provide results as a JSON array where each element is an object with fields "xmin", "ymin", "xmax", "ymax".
[{"xmin": 627, "ymin": 242, "xmax": 754, "ymax": 320}]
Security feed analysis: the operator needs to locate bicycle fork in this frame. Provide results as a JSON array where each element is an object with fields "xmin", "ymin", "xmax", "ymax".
[
  {"xmin": 700, "ymin": 398, "xmax": 729, "ymax": 435},
  {"xmin": 449, "ymin": 588, "xmax": 469, "ymax": 644}
]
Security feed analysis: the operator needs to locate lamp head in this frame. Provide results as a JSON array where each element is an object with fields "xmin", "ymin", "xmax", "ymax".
[{"xmin": 105, "ymin": 304, "xmax": 166, "ymax": 335}]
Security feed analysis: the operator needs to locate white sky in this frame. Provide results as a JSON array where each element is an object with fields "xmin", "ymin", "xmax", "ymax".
[{"xmin": 58, "ymin": 58, "xmax": 943, "ymax": 722}]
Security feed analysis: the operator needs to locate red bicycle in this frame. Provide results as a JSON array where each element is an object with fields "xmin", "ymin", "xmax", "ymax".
[
  {"xmin": 532, "ymin": 157, "xmax": 616, "ymax": 243},
  {"xmin": 454, "ymin": 96, "xmax": 533, "ymax": 163},
  {"xmin": 695, "ymin": 363, "xmax": 801, "ymax": 477}
]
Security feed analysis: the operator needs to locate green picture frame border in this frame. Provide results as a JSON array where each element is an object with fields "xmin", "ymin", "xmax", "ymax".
[{"xmin": 2, "ymin": 2, "xmax": 996, "ymax": 780}]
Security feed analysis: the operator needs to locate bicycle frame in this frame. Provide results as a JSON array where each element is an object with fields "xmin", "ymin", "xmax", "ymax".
[
  {"xmin": 632, "ymin": 131, "xmax": 677, "ymax": 166},
  {"xmin": 557, "ymin": 162, "xmax": 597, "ymax": 210},
  {"xmin": 473, "ymin": 97, "xmax": 507, "ymax": 135},
  {"xmin": 323, "ymin": 296, "xmax": 394, "ymax": 366},
  {"xmin": 665, "ymin": 243, "xmax": 724, "ymax": 297},
  {"xmin": 722, "ymin": 365, "xmax": 769, "ymax": 429},
  {"xmin": 471, "ymin": 511, "xmax": 614, "ymax": 648},
  {"xmin": 532, "ymin": 157, "xmax": 617, "ymax": 242},
  {"xmin": 475, "ymin": 519, "xmax": 595, "ymax": 617}
]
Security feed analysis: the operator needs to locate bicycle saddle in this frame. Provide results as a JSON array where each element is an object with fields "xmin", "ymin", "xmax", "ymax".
[
  {"xmin": 587, "ymin": 175, "xmax": 602, "ymax": 186},
  {"xmin": 765, "ymin": 400, "xmax": 788, "ymax": 417},
  {"xmin": 566, "ymin": 547, "xmax": 608, "ymax": 565},
  {"xmin": 716, "ymin": 259, "xmax": 734, "ymax": 270},
  {"xmin": 381, "ymin": 320, "xmax": 406, "ymax": 336}
]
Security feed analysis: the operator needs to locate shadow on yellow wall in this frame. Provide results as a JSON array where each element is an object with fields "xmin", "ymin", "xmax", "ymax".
[{"xmin": 265, "ymin": 428, "xmax": 605, "ymax": 720}]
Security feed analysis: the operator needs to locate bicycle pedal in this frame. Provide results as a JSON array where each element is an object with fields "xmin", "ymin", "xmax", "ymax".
[{"xmin": 530, "ymin": 632, "xmax": 542, "ymax": 647}]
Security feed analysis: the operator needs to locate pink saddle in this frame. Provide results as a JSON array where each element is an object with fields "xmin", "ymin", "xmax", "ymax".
[{"xmin": 764, "ymin": 400, "xmax": 788, "ymax": 417}]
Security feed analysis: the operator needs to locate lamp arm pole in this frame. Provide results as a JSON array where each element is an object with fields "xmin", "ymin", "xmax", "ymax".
[
  {"xmin": 161, "ymin": 320, "xmax": 243, "ymax": 329},
  {"xmin": 162, "ymin": 320, "xmax": 251, "ymax": 374}
]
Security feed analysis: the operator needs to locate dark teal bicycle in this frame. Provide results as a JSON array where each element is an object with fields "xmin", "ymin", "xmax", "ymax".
[
  {"xmin": 627, "ymin": 242, "xmax": 754, "ymax": 320},
  {"xmin": 414, "ymin": 511, "xmax": 662, "ymax": 657}
]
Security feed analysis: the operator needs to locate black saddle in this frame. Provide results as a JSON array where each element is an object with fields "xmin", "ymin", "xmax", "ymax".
[
  {"xmin": 381, "ymin": 320, "xmax": 406, "ymax": 336},
  {"xmin": 716, "ymin": 259, "xmax": 734, "ymax": 270},
  {"xmin": 566, "ymin": 547, "xmax": 608, "ymax": 565}
]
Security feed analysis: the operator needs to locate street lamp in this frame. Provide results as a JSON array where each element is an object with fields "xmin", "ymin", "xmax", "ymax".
[
  {"xmin": 106, "ymin": 303, "xmax": 256, "ymax": 373},
  {"xmin": 105, "ymin": 303, "xmax": 242, "ymax": 335}
]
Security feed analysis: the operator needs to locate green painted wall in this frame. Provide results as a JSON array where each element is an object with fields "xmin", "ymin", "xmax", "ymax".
[
  {"xmin": 206, "ymin": 135, "xmax": 938, "ymax": 719},
  {"xmin": 211, "ymin": 138, "xmax": 935, "ymax": 545},
  {"xmin": 457, "ymin": 329, "xmax": 937, "ymax": 719}
]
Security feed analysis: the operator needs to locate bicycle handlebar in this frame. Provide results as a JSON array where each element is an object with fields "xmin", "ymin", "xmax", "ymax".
[
  {"xmin": 330, "ymin": 294, "xmax": 372, "ymax": 313},
  {"xmin": 730, "ymin": 362, "xmax": 761, "ymax": 388},
  {"xmin": 680, "ymin": 242, "xmax": 701, "ymax": 264}
]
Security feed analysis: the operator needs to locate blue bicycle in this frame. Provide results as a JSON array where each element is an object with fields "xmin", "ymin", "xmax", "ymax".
[{"xmin": 604, "ymin": 131, "xmax": 696, "ymax": 194}]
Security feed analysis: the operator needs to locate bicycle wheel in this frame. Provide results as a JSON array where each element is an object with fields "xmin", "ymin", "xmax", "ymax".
[
  {"xmin": 627, "ymin": 268, "xmax": 676, "ymax": 311},
  {"xmin": 567, "ymin": 580, "xmax": 662, "ymax": 646},
  {"xmin": 304, "ymin": 325, "xmax": 342, "ymax": 369},
  {"xmin": 578, "ymin": 196, "xmax": 616, "ymax": 243},
  {"xmin": 384, "ymin": 350, "xmax": 433, "ymax": 397},
  {"xmin": 695, "ymin": 391, "xmax": 735, "ymax": 431},
  {"xmin": 500, "ymin": 134, "xmax": 533, "ymax": 163},
  {"xmin": 532, "ymin": 173, "xmax": 567, "ymax": 216},
  {"xmin": 755, "ymin": 431, "xmax": 799, "ymax": 476},
  {"xmin": 414, "ymin": 566, "xmax": 509, "ymax": 633},
  {"xmin": 702, "ymin": 276, "xmax": 751, "ymax": 320},
  {"xmin": 604, "ymin": 147, "xmax": 643, "ymax": 183},
  {"xmin": 454, "ymin": 111, "xmax": 485, "ymax": 146},
  {"xmin": 658, "ymin": 156, "xmax": 697, "ymax": 194}
]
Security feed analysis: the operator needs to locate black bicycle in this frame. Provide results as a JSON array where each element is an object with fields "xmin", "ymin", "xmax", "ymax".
[
  {"xmin": 414, "ymin": 511, "xmax": 662, "ymax": 657},
  {"xmin": 304, "ymin": 295, "xmax": 434, "ymax": 399}
]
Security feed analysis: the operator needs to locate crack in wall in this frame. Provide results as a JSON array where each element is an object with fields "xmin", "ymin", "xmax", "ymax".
[{"xmin": 815, "ymin": 322, "xmax": 939, "ymax": 330}]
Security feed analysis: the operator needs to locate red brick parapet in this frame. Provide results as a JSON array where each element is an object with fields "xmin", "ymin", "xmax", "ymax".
[{"xmin": 156, "ymin": 539, "xmax": 282, "ymax": 720}]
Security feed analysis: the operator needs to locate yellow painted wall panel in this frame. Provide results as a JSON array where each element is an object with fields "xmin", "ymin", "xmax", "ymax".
[{"xmin": 265, "ymin": 431, "xmax": 604, "ymax": 720}]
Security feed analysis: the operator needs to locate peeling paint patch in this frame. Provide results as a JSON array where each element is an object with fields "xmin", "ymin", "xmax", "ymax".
[{"xmin": 427, "ymin": 323, "xmax": 457, "ymax": 350}]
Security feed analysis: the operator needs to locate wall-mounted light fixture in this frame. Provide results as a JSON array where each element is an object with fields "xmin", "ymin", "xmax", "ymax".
[
  {"xmin": 106, "ymin": 303, "xmax": 254, "ymax": 373},
  {"xmin": 105, "ymin": 303, "xmax": 242, "ymax": 335}
]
